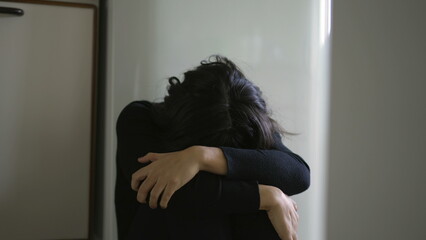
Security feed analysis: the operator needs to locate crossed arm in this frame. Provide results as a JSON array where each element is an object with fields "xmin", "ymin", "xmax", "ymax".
[
  {"xmin": 131, "ymin": 141, "xmax": 310, "ymax": 209},
  {"xmin": 116, "ymin": 101, "xmax": 310, "ymax": 239}
]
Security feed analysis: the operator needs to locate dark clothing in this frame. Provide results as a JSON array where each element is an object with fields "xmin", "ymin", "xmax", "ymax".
[{"xmin": 115, "ymin": 101, "xmax": 310, "ymax": 240}]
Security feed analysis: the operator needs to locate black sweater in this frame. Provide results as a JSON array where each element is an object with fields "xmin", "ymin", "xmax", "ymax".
[{"xmin": 115, "ymin": 101, "xmax": 310, "ymax": 240}]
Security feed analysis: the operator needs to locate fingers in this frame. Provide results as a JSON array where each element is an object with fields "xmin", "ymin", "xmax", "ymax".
[
  {"xmin": 138, "ymin": 152, "xmax": 162, "ymax": 163},
  {"xmin": 137, "ymin": 177, "xmax": 156, "ymax": 203},
  {"xmin": 292, "ymin": 211, "xmax": 299, "ymax": 231},
  {"xmin": 292, "ymin": 199, "xmax": 298, "ymax": 212},
  {"xmin": 149, "ymin": 181, "xmax": 166, "ymax": 209},
  {"xmin": 159, "ymin": 182, "xmax": 178, "ymax": 209},
  {"xmin": 287, "ymin": 199, "xmax": 299, "ymax": 240},
  {"xmin": 136, "ymin": 178, "xmax": 178, "ymax": 209},
  {"xmin": 131, "ymin": 169, "xmax": 147, "ymax": 191},
  {"xmin": 291, "ymin": 206, "xmax": 299, "ymax": 239},
  {"xmin": 285, "ymin": 212, "xmax": 298, "ymax": 240},
  {"xmin": 137, "ymin": 180, "xmax": 177, "ymax": 209},
  {"xmin": 291, "ymin": 200, "xmax": 299, "ymax": 231}
]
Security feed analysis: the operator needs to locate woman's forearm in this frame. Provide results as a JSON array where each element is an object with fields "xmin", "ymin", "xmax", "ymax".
[
  {"xmin": 196, "ymin": 146, "xmax": 228, "ymax": 175},
  {"xmin": 259, "ymin": 184, "xmax": 282, "ymax": 210},
  {"xmin": 258, "ymin": 184, "xmax": 299, "ymax": 240},
  {"xmin": 219, "ymin": 135, "xmax": 311, "ymax": 196}
]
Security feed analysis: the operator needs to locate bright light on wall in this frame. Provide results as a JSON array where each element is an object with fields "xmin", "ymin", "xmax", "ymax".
[{"xmin": 320, "ymin": 0, "xmax": 332, "ymax": 46}]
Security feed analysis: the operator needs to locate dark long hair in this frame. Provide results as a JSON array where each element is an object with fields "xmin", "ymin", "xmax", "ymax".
[{"xmin": 152, "ymin": 55, "xmax": 284, "ymax": 151}]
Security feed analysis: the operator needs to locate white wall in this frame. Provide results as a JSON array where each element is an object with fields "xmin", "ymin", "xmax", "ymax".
[
  {"xmin": 99, "ymin": 0, "xmax": 327, "ymax": 239},
  {"xmin": 99, "ymin": 1, "xmax": 426, "ymax": 239},
  {"xmin": 326, "ymin": 1, "xmax": 426, "ymax": 239}
]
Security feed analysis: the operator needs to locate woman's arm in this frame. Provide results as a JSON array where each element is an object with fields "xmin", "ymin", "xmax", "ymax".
[
  {"xmin": 134, "ymin": 137, "xmax": 310, "ymax": 208},
  {"xmin": 259, "ymin": 184, "xmax": 299, "ymax": 240},
  {"xmin": 123, "ymin": 100, "xmax": 308, "ymax": 208},
  {"xmin": 209, "ymin": 139, "xmax": 311, "ymax": 196},
  {"xmin": 117, "ymin": 101, "xmax": 300, "ymax": 240},
  {"xmin": 117, "ymin": 101, "xmax": 259, "ymax": 214},
  {"xmin": 116, "ymin": 101, "xmax": 263, "ymax": 238}
]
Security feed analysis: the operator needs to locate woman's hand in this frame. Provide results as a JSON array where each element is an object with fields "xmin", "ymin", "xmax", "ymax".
[
  {"xmin": 259, "ymin": 184, "xmax": 299, "ymax": 240},
  {"xmin": 131, "ymin": 146, "xmax": 207, "ymax": 209}
]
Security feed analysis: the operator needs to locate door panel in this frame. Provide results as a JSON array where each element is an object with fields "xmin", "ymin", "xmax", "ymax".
[{"xmin": 0, "ymin": 1, "xmax": 95, "ymax": 239}]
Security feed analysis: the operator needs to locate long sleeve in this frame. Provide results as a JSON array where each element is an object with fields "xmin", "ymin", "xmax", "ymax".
[
  {"xmin": 220, "ymin": 135, "xmax": 310, "ymax": 196},
  {"xmin": 116, "ymin": 101, "xmax": 260, "ymax": 216},
  {"xmin": 116, "ymin": 101, "xmax": 267, "ymax": 239}
]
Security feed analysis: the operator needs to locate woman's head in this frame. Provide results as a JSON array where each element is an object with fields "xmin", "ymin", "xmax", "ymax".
[{"xmin": 153, "ymin": 55, "xmax": 282, "ymax": 151}]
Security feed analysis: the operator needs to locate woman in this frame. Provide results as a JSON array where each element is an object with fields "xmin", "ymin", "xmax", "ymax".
[{"xmin": 115, "ymin": 56, "xmax": 310, "ymax": 240}]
